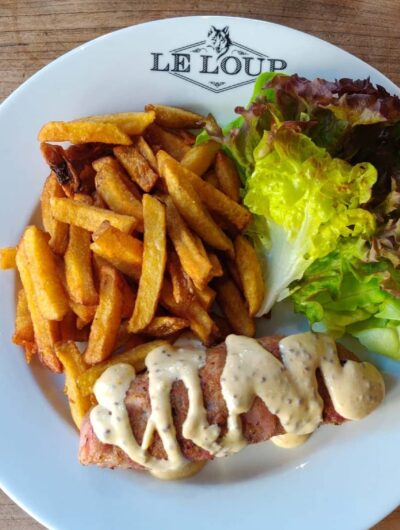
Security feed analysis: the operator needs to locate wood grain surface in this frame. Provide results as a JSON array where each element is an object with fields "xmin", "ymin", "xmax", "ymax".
[{"xmin": 0, "ymin": 1, "xmax": 399, "ymax": 529}]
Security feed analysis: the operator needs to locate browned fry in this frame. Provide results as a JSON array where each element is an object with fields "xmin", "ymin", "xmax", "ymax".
[
  {"xmin": 70, "ymin": 301, "xmax": 97, "ymax": 329},
  {"xmin": 12, "ymin": 288, "xmax": 35, "ymax": 360},
  {"xmin": 143, "ymin": 316, "xmax": 189, "ymax": 337},
  {"xmin": 84, "ymin": 265, "xmax": 123, "ymax": 365},
  {"xmin": 91, "ymin": 222, "xmax": 143, "ymax": 280},
  {"xmin": 114, "ymin": 146, "xmax": 159, "ymax": 192},
  {"xmin": 115, "ymin": 321, "xmax": 145, "ymax": 351},
  {"xmin": 55, "ymin": 341, "xmax": 92, "ymax": 429},
  {"xmin": 128, "ymin": 195, "xmax": 167, "ymax": 332},
  {"xmin": 165, "ymin": 198, "xmax": 213, "ymax": 290},
  {"xmin": 145, "ymin": 104, "xmax": 204, "ymax": 129},
  {"xmin": 215, "ymin": 276, "xmax": 255, "ymax": 337},
  {"xmin": 215, "ymin": 152, "xmax": 241, "ymax": 202},
  {"xmin": 158, "ymin": 150, "xmax": 251, "ymax": 231},
  {"xmin": 22, "ymin": 225, "xmax": 69, "ymax": 321},
  {"xmin": 145, "ymin": 124, "xmax": 190, "ymax": 160},
  {"xmin": 60, "ymin": 311, "xmax": 90, "ymax": 342},
  {"xmin": 180, "ymin": 140, "xmax": 220, "ymax": 176},
  {"xmin": 50, "ymin": 197, "xmax": 137, "ymax": 233},
  {"xmin": 16, "ymin": 243, "xmax": 62, "ymax": 372},
  {"xmin": 38, "ymin": 121, "xmax": 133, "ymax": 145},
  {"xmin": 212, "ymin": 312, "xmax": 234, "ymax": 341},
  {"xmin": 173, "ymin": 129, "xmax": 196, "ymax": 145},
  {"xmin": 93, "ymin": 156, "xmax": 144, "ymax": 227},
  {"xmin": 167, "ymin": 251, "xmax": 195, "ymax": 306},
  {"xmin": 92, "ymin": 191, "xmax": 107, "ymax": 208},
  {"xmin": 121, "ymin": 279, "xmax": 136, "ymax": 319},
  {"xmin": 135, "ymin": 136, "xmax": 158, "ymax": 172},
  {"xmin": 226, "ymin": 258, "xmax": 242, "ymax": 289},
  {"xmin": 204, "ymin": 170, "xmax": 220, "ymax": 189},
  {"xmin": 234, "ymin": 235, "xmax": 265, "ymax": 316},
  {"xmin": 208, "ymin": 252, "xmax": 224, "ymax": 278},
  {"xmin": 93, "ymin": 156, "xmax": 142, "ymax": 199},
  {"xmin": 0, "ymin": 247, "xmax": 16, "ymax": 269},
  {"xmin": 158, "ymin": 151, "xmax": 234, "ymax": 255},
  {"xmin": 80, "ymin": 111, "xmax": 155, "ymax": 135},
  {"xmin": 41, "ymin": 173, "xmax": 69, "ymax": 254},
  {"xmin": 193, "ymin": 285, "xmax": 216, "ymax": 310}
]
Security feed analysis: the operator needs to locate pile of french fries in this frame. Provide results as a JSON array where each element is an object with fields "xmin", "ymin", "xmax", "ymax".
[{"xmin": 0, "ymin": 104, "xmax": 265, "ymax": 429}]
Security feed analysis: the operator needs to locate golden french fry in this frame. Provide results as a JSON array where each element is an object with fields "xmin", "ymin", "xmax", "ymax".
[
  {"xmin": 146, "ymin": 124, "xmax": 190, "ymax": 160},
  {"xmin": 70, "ymin": 301, "xmax": 97, "ymax": 329},
  {"xmin": 16, "ymin": 243, "xmax": 61, "ymax": 372},
  {"xmin": 145, "ymin": 104, "xmax": 204, "ymax": 129},
  {"xmin": 158, "ymin": 150, "xmax": 251, "ymax": 231},
  {"xmin": 0, "ymin": 247, "xmax": 16, "ymax": 269},
  {"xmin": 128, "ymin": 195, "xmax": 167, "ymax": 332},
  {"xmin": 114, "ymin": 146, "xmax": 159, "ymax": 192},
  {"xmin": 12, "ymin": 288, "xmax": 35, "ymax": 360},
  {"xmin": 158, "ymin": 152, "xmax": 234, "ymax": 255},
  {"xmin": 215, "ymin": 152, "xmax": 241, "ymax": 202},
  {"xmin": 165, "ymin": 197, "xmax": 213, "ymax": 290},
  {"xmin": 143, "ymin": 316, "xmax": 189, "ymax": 337},
  {"xmin": 180, "ymin": 140, "xmax": 220, "ymax": 176},
  {"xmin": 50, "ymin": 197, "xmax": 137, "ymax": 233},
  {"xmin": 115, "ymin": 321, "xmax": 145, "ymax": 351},
  {"xmin": 208, "ymin": 252, "xmax": 224, "ymax": 278},
  {"xmin": 81, "ymin": 111, "xmax": 155, "ymax": 135},
  {"xmin": 92, "ymin": 191, "xmax": 107, "ymax": 208},
  {"xmin": 193, "ymin": 285, "xmax": 216, "ymax": 310},
  {"xmin": 135, "ymin": 136, "xmax": 158, "ymax": 172},
  {"xmin": 41, "ymin": 173, "xmax": 69, "ymax": 255},
  {"xmin": 215, "ymin": 276, "xmax": 255, "ymax": 337},
  {"xmin": 55, "ymin": 341, "xmax": 92, "ymax": 429},
  {"xmin": 22, "ymin": 226, "xmax": 69, "ymax": 321},
  {"xmin": 93, "ymin": 157, "xmax": 144, "ymax": 227},
  {"xmin": 234, "ymin": 235, "xmax": 265, "ymax": 316},
  {"xmin": 91, "ymin": 222, "xmax": 143, "ymax": 280},
  {"xmin": 84, "ymin": 265, "xmax": 123, "ymax": 365},
  {"xmin": 38, "ymin": 120, "xmax": 133, "ymax": 145},
  {"xmin": 77, "ymin": 340, "xmax": 166, "ymax": 396},
  {"xmin": 64, "ymin": 222, "xmax": 98, "ymax": 306},
  {"xmin": 167, "ymin": 251, "xmax": 195, "ymax": 306}
]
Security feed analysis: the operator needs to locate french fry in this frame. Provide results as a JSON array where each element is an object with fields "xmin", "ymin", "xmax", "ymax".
[
  {"xmin": 114, "ymin": 321, "xmax": 144, "ymax": 351},
  {"xmin": 165, "ymin": 198, "xmax": 213, "ymax": 290},
  {"xmin": 180, "ymin": 140, "xmax": 220, "ymax": 176},
  {"xmin": 145, "ymin": 104, "xmax": 204, "ymax": 129},
  {"xmin": 168, "ymin": 251, "xmax": 195, "ymax": 305},
  {"xmin": 215, "ymin": 152, "xmax": 241, "ymax": 202},
  {"xmin": 158, "ymin": 150, "xmax": 251, "ymax": 231},
  {"xmin": 208, "ymin": 252, "xmax": 224, "ymax": 278},
  {"xmin": 128, "ymin": 195, "xmax": 167, "ymax": 332},
  {"xmin": 84, "ymin": 265, "xmax": 123, "ymax": 365},
  {"xmin": 143, "ymin": 316, "xmax": 189, "ymax": 337},
  {"xmin": 50, "ymin": 197, "xmax": 137, "ymax": 233},
  {"xmin": 226, "ymin": 258, "xmax": 242, "ymax": 289},
  {"xmin": 93, "ymin": 157, "xmax": 144, "ymax": 227},
  {"xmin": 0, "ymin": 247, "xmax": 16, "ymax": 269},
  {"xmin": 38, "ymin": 120, "xmax": 133, "ymax": 145},
  {"xmin": 212, "ymin": 312, "xmax": 234, "ymax": 341},
  {"xmin": 16, "ymin": 243, "xmax": 62, "ymax": 372},
  {"xmin": 234, "ymin": 235, "xmax": 265, "ymax": 316},
  {"xmin": 215, "ymin": 276, "xmax": 255, "ymax": 337},
  {"xmin": 12, "ymin": 288, "xmax": 35, "ymax": 361},
  {"xmin": 81, "ymin": 111, "xmax": 155, "ymax": 135},
  {"xmin": 60, "ymin": 311, "xmax": 90, "ymax": 342},
  {"xmin": 121, "ymin": 278, "xmax": 136, "ymax": 319},
  {"xmin": 145, "ymin": 124, "xmax": 190, "ymax": 160},
  {"xmin": 135, "ymin": 136, "xmax": 158, "ymax": 172},
  {"xmin": 55, "ymin": 341, "xmax": 92, "ymax": 429},
  {"xmin": 114, "ymin": 146, "xmax": 159, "ymax": 192},
  {"xmin": 91, "ymin": 223, "xmax": 143, "ymax": 280},
  {"xmin": 204, "ymin": 170, "xmax": 220, "ymax": 189},
  {"xmin": 70, "ymin": 301, "xmax": 97, "ymax": 329},
  {"xmin": 41, "ymin": 173, "xmax": 69, "ymax": 255},
  {"xmin": 158, "ymin": 152, "xmax": 234, "ymax": 255},
  {"xmin": 77, "ymin": 340, "xmax": 166, "ymax": 396},
  {"xmin": 22, "ymin": 226, "xmax": 69, "ymax": 321},
  {"xmin": 193, "ymin": 285, "xmax": 216, "ymax": 310},
  {"xmin": 93, "ymin": 156, "xmax": 142, "ymax": 200},
  {"xmin": 173, "ymin": 129, "xmax": 196, "ymax": 145}
]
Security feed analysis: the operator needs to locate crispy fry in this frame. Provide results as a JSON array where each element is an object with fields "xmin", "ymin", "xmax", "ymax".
[
  {"xmin": 158, "ymin": 150, "xmax": 251, "ymax": 230},
  {"xmin": 114, "ymin": 321, "xmax": 144, "ymax": 351},
  {"xmin": 208, "ymin": 252, "xmax": 224, "ymax": 278},
  {"xmin": 16, "ymin": 243, "xmax": 61, "ymax": 372},
  {"xmin": 55, "ymin": 341, "xmax": 92, "ymax": 429},
  {"xmin": 159, "ymin": 152, "xmax": 234, "ymax": 254},
  {"xmin": 234, "ymin": 235, "xmax": 265, "ymax": 316},
  {"xmin": 22, "ymin": 226, "xmax": 69, "ymax": 321},
  {"xmin": 50, "ymin": 197, "xmax": 137, "ymax": 233},
  {"xmin": 12, "ymin": 288, "xmax": 35, "ymax": 360},
  {"xmin": 135, "ymin": 136, "xmax": 158, "ymax": 172},
  {"xmin": 143, "ymin": 316, "xmax": 189, "ymax": 337},
  {"xmin": 145, "ymin": 124, "xmax": 190, "ymax": 160},
  {"xmin": 226, "ymin": 258, "xmax": 242, "ymax": 289},
  {"xmin": 41, "ymin": 173, "xmax": 69, "ymax": 254},
  {"xmin": 70, "ymin": 301, "xmax": 97, "ymax": 329},
  {"xmin": 0, "ymin": 247, "xmax": 16, "ymax": 269},
  {"xmin": 84, "ymin": 265, "xmax": 123, "ymax": 365},
  {"xmin": 38, "ymin": 120, "xmax": 133, "ymax": 145},
  {"xmin": 128, "ymin": 195, "xmax": 167, "ymax": 332},
  {"xmin": 121, "ymin": 279, "xmax": 136, "ymax": 319},
  {"xmin": 81, "ymin": 111, "xmax": 155, "ymax": 135},
  {"xmin": 215, "ymin": 152, "xmax": 241, "ymax": 202},
  {"xmin": 145, "ymin": 104, "xmax": 204, "ymax": 129},
  {"xmin": 215, "ymin": 276, "xmax": 255, "ymax": 337},
  {"xmin": 114, "ymin": 146, "xmax": 159, "ymax": 192},
  {"xmin": 204, "ymin": 170, "xmax": 220, "ymax": 189},
  {"xmin": 168, "ymin": 251, "xmax": 195, "ymax": 305},
  {"xmin": 91, "ymin": 223, "xmax": 143, "ymax": 280},
  {"xmin": 173, "ymin": 129, "xmax": 196, "ymax": 145},
  {"xmin": 93, "ymin": 156, "xmax": 142, "ymax": 199},
  {"xmin": 60, "ymin": 311, "xmax": 90, "ymax": 342},
  {"xmin": 193, "ymin": 285, "xmax": 216, "ymax": 310},
  {"xmin": 78, "ymin": 340, "xmax": 166, "ymax": 396},
  {"xmin": 180, "ymin": 140, "xmax": 220, "ymax": 176},
  {"xmin": 165, "ymin": 198, "xmax": 213, "ymax": 290}
]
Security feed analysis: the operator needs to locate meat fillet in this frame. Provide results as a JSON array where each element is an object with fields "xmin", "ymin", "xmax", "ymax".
[{"xmin": 79, "ymin": 336, "xmax": 354, "ymax": 470}]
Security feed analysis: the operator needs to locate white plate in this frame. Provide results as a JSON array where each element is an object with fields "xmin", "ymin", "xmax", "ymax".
[{"xmin": 1, "ymin": 16, "xmax": 399, "ymax": 530}]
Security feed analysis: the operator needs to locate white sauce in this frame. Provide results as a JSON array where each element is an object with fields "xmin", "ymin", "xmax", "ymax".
[{"xmin": 90, "ymin": 332, "xmax": 385, "ymax": 479}]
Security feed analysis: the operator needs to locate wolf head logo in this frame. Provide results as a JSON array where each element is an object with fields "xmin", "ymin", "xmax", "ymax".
[{"xmin": 206, "ymin": 26, "xmax": 232, "ymax": 60}]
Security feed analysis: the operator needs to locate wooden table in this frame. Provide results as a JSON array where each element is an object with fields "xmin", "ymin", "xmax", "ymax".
[{"xmin": 0, "ymin": 1, "xmax": 399, "ymax": 528}]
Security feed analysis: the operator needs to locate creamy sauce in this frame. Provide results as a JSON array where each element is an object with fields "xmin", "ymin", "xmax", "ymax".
[{"xmin": 90, "ymin": 332, "xmax": 385, "ymax": 479}]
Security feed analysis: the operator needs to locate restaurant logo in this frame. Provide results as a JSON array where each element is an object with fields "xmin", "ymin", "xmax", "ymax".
[{"xmin": 150, "ymin": 25, "xmax": 288, "ymax": 93}]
